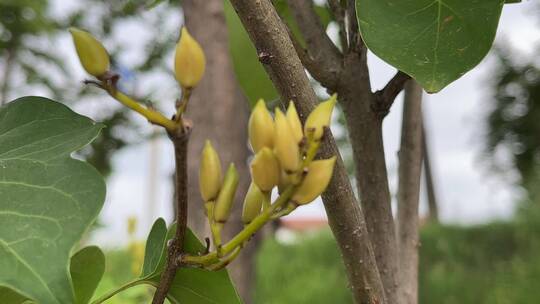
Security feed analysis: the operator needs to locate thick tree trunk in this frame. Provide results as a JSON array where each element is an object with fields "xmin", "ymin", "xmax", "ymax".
[
  {"xmin": 287, "ymin": 1, "xmax": 402, "ymax": 301},
  {"xmin": 339, "ymin": 66, "xmax": 400, "ymax": 304},
  {"xmin": 182, "ymin": 1, "xmax": 254, "ymax": 302},
  {"xmin": 228, "ymin": 1, "xmax": 386, "ymax": 303},
  {"xmin": 422, "ymin": 122, "xmax": 439, "ymax": 222},
  {"xmin": 397, "ymin": 81, "xmax": 423, "ymax": 304}
]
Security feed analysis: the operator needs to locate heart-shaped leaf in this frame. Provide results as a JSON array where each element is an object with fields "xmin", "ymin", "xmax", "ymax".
[
  {"xmin": 0, "ymin": 96, "xmax": 105, "ymax": 304},
  {"xmin": 356, "ymin": 0, "xmax": 504, "ymax": 92},
  {"xmin": 70, "ymin": 246, "xmax": 105, "ymax": 304}
]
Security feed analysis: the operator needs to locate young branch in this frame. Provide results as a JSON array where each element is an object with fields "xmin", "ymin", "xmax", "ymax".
[
  {"xmin": 397, "ymin": 81, "xmax": 424, "ymax": 304},
  {"xmin": 228, "ymin": 1, "xmax": 386, "ymax": 303},
  {"xmin": 374, "ymin": 71, "xmax": 411, "ymax": 116},
  {"xmin": 287, "ymin": 0, "xmax": 342, "ymax": 90},
  {"xmin": 151, "ymin": 128, "xmax": 191, "ymax": 304}
]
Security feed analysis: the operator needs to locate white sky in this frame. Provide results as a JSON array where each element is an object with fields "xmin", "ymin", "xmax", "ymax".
[{"xmin": 19, "ymin": 1, "xmax": 540, "ymax": 246}]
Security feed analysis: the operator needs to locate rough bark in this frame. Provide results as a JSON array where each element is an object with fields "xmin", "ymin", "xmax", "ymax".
[
  {"xmin": 182, "ymin": 1, "xmax": 253, "ymax": 302},
  {"xmin": 338, "ymin": 61, "xmax": 400, "ymax": 304},
  {"xmin": 289, "ymin": 1, "xmax": 401, "ymax": 301},
  {"xmin": 397, "ymin": 81, "xmax": 424, "ymax": 304},
  {"xmin": 422, "ymin": 122, "xmax": 439, "ymax": 222},
  {"xmin": 228, "ymin": 1, "xmax": 386, "ymax": 303}
]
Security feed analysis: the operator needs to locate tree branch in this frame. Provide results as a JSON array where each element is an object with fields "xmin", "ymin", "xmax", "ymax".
[
  {"xmin": 152, "ymin": 128, "xmax": 191, "ymax": 304},
  {"xmin": 327, "ymin": 0, "xmax": 348, "ymax": 52},
  {"xmin": 286, "ymin": 0, "xmax": 342, "ymax": 90},
  {"xmin": 346, "ymin": 0, "xmax": 364, "ymax": 53},
  {"xmin": 374, "ymin": 71, "xmax": 411, "ymax": 116},
  {"xmin": 336, "ymin": 3, "xmax": 400, "ymax": 302},
  {"xmin": 228, "ymin": 1, "xmax": 386, "ymax": 303},
  {"xmin": 397, "ymin": 81, "xmax": 423, "ymax": 304}
]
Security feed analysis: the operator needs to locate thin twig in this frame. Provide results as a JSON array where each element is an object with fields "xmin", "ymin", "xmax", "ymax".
[
  {"xmin": 151, "ymin": 128, "xmax": 191, "ymax": 304},
  {"xmin": 374, "ymin": 71, "xmax": 411, "ymax": 117}
]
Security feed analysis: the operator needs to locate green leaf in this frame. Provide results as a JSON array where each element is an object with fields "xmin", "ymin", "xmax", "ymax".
[
  {"xmin": 0, "ymin": 96, "xmax": 105, "ymax": 304},
  {"xmin": 137, "ymin": 220, "xmax": 242, "ymax": 304},
  {"xmin": 70, "ymin": 246, "xmax": 105, "ymax": 304},
  {"xmin": 140, "ymin": 218, "xmax": 168, "ymax": 278},
  {"xmin": 97, "ymin": 220, "xmax": 241, "ymax": 304},
  {"xmin": 148, "ymin": 226, "xmax": 242, "ymax": 304},
  {"xmin": 0, "ymin": 286, "xmax": 31, "ymax": 304},
  {"xmin": 356, "ymin": 0, "xmax": 504, "ymax": 92}
]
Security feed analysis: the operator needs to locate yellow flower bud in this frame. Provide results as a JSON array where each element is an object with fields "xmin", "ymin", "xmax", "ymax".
[
  {"xmin": 250, "ymin": 147, "xmax": 280, "ymax": 192},
  {"xmin": 304, "ymin": 94, "xmax": 337, "ymax": 140},
  {"xmin": 274, "ymin": 108, "xmax": 300, "ymax": 172},
  {"xmin": 199, "ymin": 140, "xmax": 222, "ymax": 202},
  {"xmin": 248, "ymin": 99, "xmax": 274, "ymax": 152},
  {"xmin": 242, "ymin": 182, "xmax": 264, "ymax": 224},
  {"xmin": 286, "ymin": 101, "xmax": 304, "ymax": 143},
  {"xmin": 292, "ymin": 156, "xmax": 336, "ymax": 205},
  {"xmin": 214, "ymin": 164, "xmax": 239, "ymax": 223},
  {"xmin": 127, "ymin": 216, "xmax": 137, "ymax": 236},
  {"xmin": 69, "ymin": 27, "xmax": 110, "ymax": 77},
  {"xmin": 174, "ymin": 27, "xmax": 206, "ymax": 88}
]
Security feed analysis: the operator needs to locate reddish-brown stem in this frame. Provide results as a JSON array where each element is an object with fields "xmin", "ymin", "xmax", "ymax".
[{"xmin": 151, "ymin": 128, "xmax": 191, "ymax": 304}]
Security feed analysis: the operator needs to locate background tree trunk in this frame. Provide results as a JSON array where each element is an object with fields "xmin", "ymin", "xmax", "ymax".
[
  {"xmin": 182, "ymin": 1, "xmax": 254, "ymax": 302},
  {"xmin": 397, "ymin": 80, "xmax": 424, "ymax": 304},
  {"xmin": 422, "ymin": 122, "xmax": 439, "ymax": 222}
]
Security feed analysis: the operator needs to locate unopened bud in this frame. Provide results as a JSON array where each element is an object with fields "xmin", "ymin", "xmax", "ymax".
[
  {"xmin": 286, "ymin": 101, "xmax": 303, "ymax": 143},
  {"xmin": 199, "ymin": 140, "xmax": 222, "ymax": 202},
  {"xmin": 274, "ymin": 108, "xmax": 300, "ymax": 172},
  {"xmin": 242, "ymin": 182, "xmax": 264, "ymax": 224},
  {"xmin": 248, "ymin": 99, "xmax": 274, "ymax": 152},
  {"xmin": 304, "ymin": 94, "xmax": 337, "ymax": 140},
  {"xmin": 250, "ymin": 147, "xmax": 280, "ymax": 192},
  {"xmin": 69, "ymin": 27, "xmax": 110, "ymax": 77},
  {"xmin": 292, "ymin": 157, "xmax": 336, "ymax": 205},
  {"xmin": 174, "ymin": 27, "xmax": 206, "ymax": 89},
  {"xmin": 214, "ymin": 164, "xmax": 239, "ymax": 223}
]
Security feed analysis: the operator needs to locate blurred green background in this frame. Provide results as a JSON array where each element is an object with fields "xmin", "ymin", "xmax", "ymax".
[{"xmin": 96, "ymin": 202, "xmax": 540, "ymax": 303}]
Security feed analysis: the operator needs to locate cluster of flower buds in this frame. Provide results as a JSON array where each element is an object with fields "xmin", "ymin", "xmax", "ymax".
[
  {"xmin": 198, "ymin": 95, "xmax": 337, "ymax": 240},
  {"xmin": 245, "ymin": 97, "xmax": 337, "ymax": 221}
]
